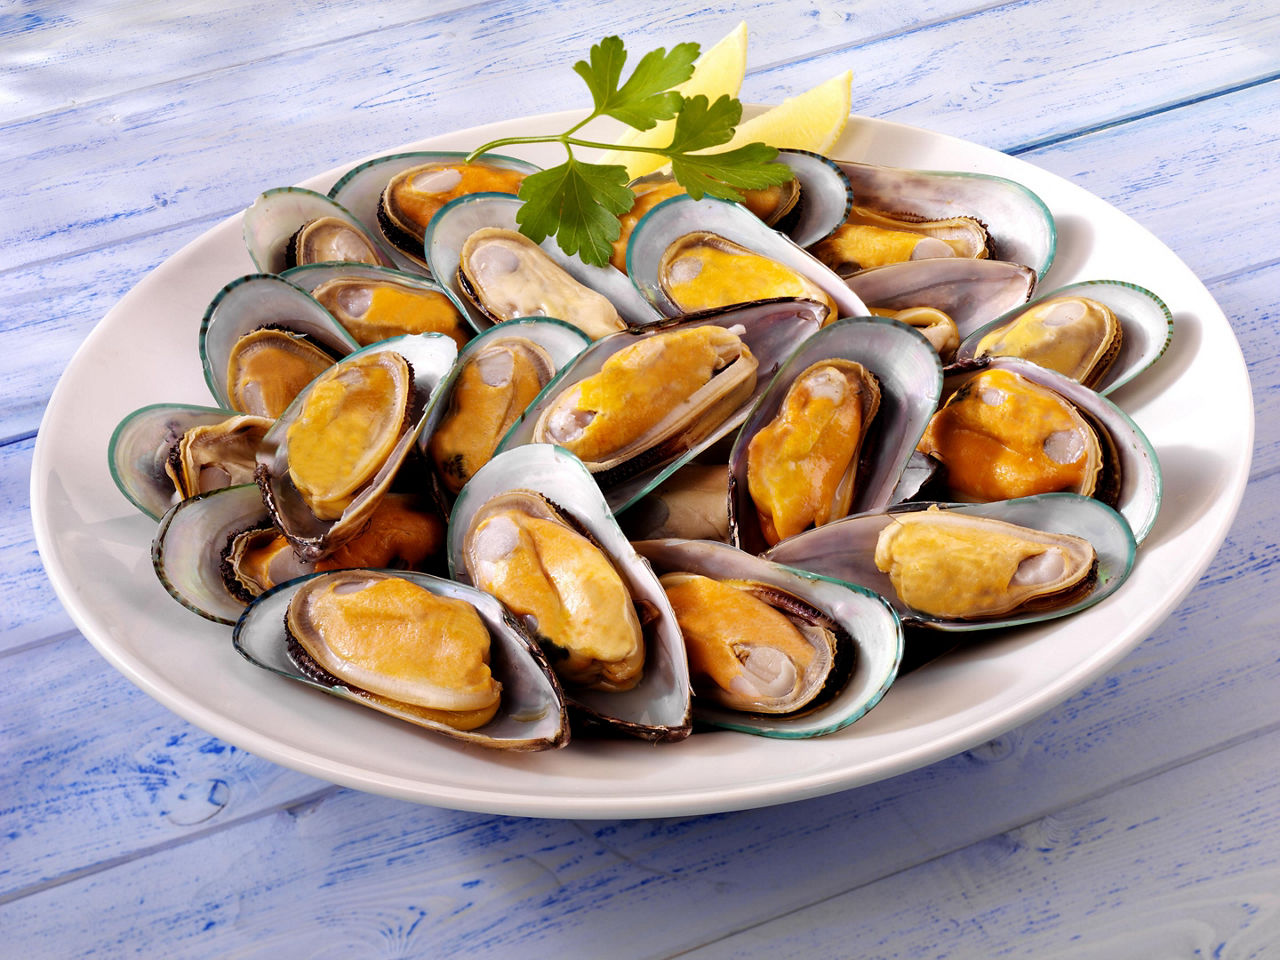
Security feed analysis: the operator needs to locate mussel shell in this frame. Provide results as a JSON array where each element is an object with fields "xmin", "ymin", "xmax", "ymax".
[
  {"xmin": 831, "ymin": 161, "xmax": 1056, "ymax": 280},
  {"xmin": 934, "ymin": 356, "xmax": 1162, "ymax": 543},
  {"xmin": 281, "ymin": 262, "xmax": 473, "ymax": 349},
  {"xmin": 626, "ymin": 194, "xmax": 869, "ymax": 319},
  {"xmin": 255, "ymin": 333, "xmax": 457, "ymax": 560},
  {"xmin": 765, "ymin": 494, "xmax": 1137, "ymax": 631},
  {"xmin": 233, "ymin": 568, "xmax": 569, "ymax": 750},
  {"xmin": 243, "ymin": 187, "xmax": 396, "ymax": 273},
  {"xmin": 844, "ymin": 258, "xmax": 1037, "ymax": 340},
  {"xmin": 418, "ymin": 317, "xmax": 591, "ymax": 512},
  {"xmin": 199, "ymin": 274, "xmax": 359, "ymax": 413},
  {"xmin": 110, "ymin": 403, "xmax": 248, "ymax": 520},
  {"xmin": 498, "ymin": 300, "xmax": 829, "ymax": 513},
  {"xmin": 634, "ymin": 538, "xmax": 902, "ymax": 739},
  {"xmin": 152, "ymin": 483, "xmax": 271, "ymax": 624},
  {"xmin": 327, "ymin": 151, "xmax": 540, "ymax": 274},
  {"xmin": 447, "ymin": 444, "xmax": 693, "ymax": 742},
  {"xmin": 955, "ymin": 279, "xmax": 1174, "ymax": 395},
  {"xmin": 729, "ymin": 316, "xmax": 944, "ymax": 555},
  {"xmin": 773, "ymin": 150, "xmax": 855, "ymax": 248},
  {"xmin": 423, "ymin": 192, "xmax": 662, "ymax": 331}
]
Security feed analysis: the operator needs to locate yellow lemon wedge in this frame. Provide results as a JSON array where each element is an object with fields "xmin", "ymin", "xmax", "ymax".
[
  {"xmin": 722, "ymin": 69, "xmax": 853, "ymax": 156},
  {"xmin": 597, "ymin": 21, "xmax": 749, "ymax": 180}
]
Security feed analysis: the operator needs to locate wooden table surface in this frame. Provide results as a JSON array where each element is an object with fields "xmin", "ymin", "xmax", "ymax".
[{"xmin": 5, "ymin": 1, "xmax": 1278, "ymax": 955}]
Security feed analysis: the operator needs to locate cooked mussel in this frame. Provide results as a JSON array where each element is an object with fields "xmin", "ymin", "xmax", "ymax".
[{"xmin": 233, "ymin": 568, "xmax": 569, "ymax": 750}]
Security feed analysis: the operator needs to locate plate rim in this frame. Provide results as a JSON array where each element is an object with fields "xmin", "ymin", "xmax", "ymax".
[{"xmin": 31, "ymin": 107, "xmax": 1255, "ymax": 819}]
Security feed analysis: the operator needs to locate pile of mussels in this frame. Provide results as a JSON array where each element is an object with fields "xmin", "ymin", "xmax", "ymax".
[{"xmin": 108, "ymin": 147, "xmax": 1171, "ymax": 750}]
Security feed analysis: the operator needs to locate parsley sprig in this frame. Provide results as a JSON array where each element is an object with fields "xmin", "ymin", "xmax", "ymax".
[{"xmin": 466, "ymin": 35, "xmax": 794, "ymax": 267}]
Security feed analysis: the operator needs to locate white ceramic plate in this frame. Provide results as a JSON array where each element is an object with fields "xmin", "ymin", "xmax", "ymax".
[{"xmin": 31, "ymin": 110, "xmax": 1253, "ymax": 819}]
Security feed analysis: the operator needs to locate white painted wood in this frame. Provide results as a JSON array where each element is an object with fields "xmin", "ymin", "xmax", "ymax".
[{"xmin": 3, "ymin": 1, "xmax": 1278, "ymax": 957}]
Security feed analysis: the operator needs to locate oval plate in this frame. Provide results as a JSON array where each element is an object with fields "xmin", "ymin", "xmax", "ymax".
[{"xmin": 31, "ymin": 109, "xmax": 1253, "ymax": 818}]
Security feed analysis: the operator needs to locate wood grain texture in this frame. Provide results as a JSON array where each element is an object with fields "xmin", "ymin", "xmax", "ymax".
[
  {"xmin": 4, "ymin": 2, "xmax": 1279, "ymax": 957},
  {"xmin": 681, "ymin": 728, "xmax": 1280, "ymax": 959}
]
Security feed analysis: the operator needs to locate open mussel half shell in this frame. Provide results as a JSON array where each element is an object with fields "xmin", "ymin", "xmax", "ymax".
[
  {"xmin": 447, "ymin": 444, "xmax": 692, "ymax": 742},
  {"xmin": 281, "ymin": 262, "xmax": 473, "ymax": 350},
  {"xmin": 772, "ymin": 150, "xmax": 855, "ymax": 248},
  {"xmin": 634, "ymin": 538, "xmax": 902, "ymax": 739},
  {"xmin": 844, "ymin": 258, "xmax": 1038, "ymax": 350},
  {"xmin": 420, "ymin": 317, "xmax": 590, "ymax": 507},
  {"xmin": 199, "ymin": 274, "xmax": 360, "ymax": 418},
  {"xmin": 110, "ymin": 403, "xmax": 265, "ymax": 520},
  {"xmin": 626, "ymin": 194, "xmax": 869, "ymax": 320},
  {"xmin": 255, "ymin": 333, "xmax": 457, "ymax": 561},
  {"xmin": 232, "ymin": 568, "xmax": 569, "ymax": 751},
  {"xmin": 152, "ymin": 484, "xmax": 447, "ymax": 624},
  {"xmin": 498, "ymin": 300, "xmax": 828, "ymax": 513},
  {"xmin": 766, "ymin": 495, "xmax": 1137, "ymax": 631},
  {"xmin": 423, "ymin": 192, "xmax": 661, "ymax": 333},
  {"xmin": 729, "ymin": 317, "xmax": 944, "ymax": 555},
  {"xmin": 243, "ymin": 187, "xmax": 397, "ymax": 273},
  {"xmin": 829, "ymin": 161, "xmax": 1057, "ymax": 280},
  {"xmin": 955, "ymin": 279, "xmax": 1174, "ymax": 395},
  {"xmin": 152, "ymin": 483, "xmax": 275, "ymax": 624},
  {"xmin": 927, "ymin": 356, "xmax": 1162, "ymax": 543},
  {"xmin": 327, "ymin": 151, "xmax": 540, "ymax": 273}
]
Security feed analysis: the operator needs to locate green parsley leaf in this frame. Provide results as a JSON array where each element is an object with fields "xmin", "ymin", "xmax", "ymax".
[
  {"xmin": 664, "ymin": 94, "xmax": 742, "ymax": 154},
  {"xmin": 572, "ymin": 36, "xmax": 699, "ymax": 131},
  {"xmin": 515, "ymin": 159, "xmax": 635, "ymax": 266},
  {"xmin": 671, "ymin": 143, "xmax": 793, "ymax": 202},
  {"xmin": 467, "ymin": 35, "xmax": 799, "ymax": 267}
]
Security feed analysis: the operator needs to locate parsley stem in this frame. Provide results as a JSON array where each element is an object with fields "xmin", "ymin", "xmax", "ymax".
[{"xmin": 465, "ymin": 135, "xmax": 557, "ymax": 163}]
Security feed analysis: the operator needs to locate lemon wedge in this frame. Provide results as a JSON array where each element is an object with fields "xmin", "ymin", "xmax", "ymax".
[
  {"xmin": 597, "ymin": 22, "xmax": 749, "ymax": 180},
  {"xmin": 723, "ymin": 70, "xmax": 853, "ymax": 156}
]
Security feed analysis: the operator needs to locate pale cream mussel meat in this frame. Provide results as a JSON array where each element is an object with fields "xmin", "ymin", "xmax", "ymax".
[
  {"xmin": 500, "ymin": 300, "xmax": 827, "ymax": 513},
  {"xmin": 165, "ymin": 414, "xmax": 272, "ymax": 500},
  {"xmin": 826, "ymin": 160, "xmax": 1057, "ymax": 280},
  {"xmin": 844, "ymin": 258, "xmax": 1037, "ymax": 359},
  {"xmin": 110, "ymin": 403, "xmax": 270, "ymax": 520},
  {"xmin": 151, "ymin": 484, "xmax": 445, "ymax": 624},
  {"xmin": 917, "ymin": 357, "xmax": 1162, "ymax": 543},
  {"xmin": 765, "ymin": 495, "xmax": 1138, "ymax": 631},
  {"xmin": 256, "ymin": 333, "xmax": 458, "ymax": 561},
  {"xmin": 326, "ymin": 151, "xmax": 540, "ymax": 274},
  {"xmin": 968, "ymin": 296, "xmax": 1121, "ymax": 389},
  {"xmin": 199, "ymin": 274, "xmax": 359, "ymax": 419},
  {"xmin": 626, "ymin": 194, "xmax": 869, "ymax": 321},
  {"xmin": 242, "ymin": 187, "xmax": 396, "ymax": 274},
  {"xmin": 458, "ymin": 228, "xmax": 627, "ymax": 340},
  {"xmin": 233, "ymin": 568, "xmax": 569, "ymax": 751},
  {"xmin": 423, "ymin": 192, "xmax": 662, "ymax": 334},
  {"xmin": 633, "ymin": 538, "xmax": 901, "ymax": 738},
  {"xmin": 283, "ymin": 263, "xmax": 473, "ymax": 350},
  {"xmin": 728, "ymin": 317, "xmax": 943, "ymax": 556},
  {"xmin": 447, "ymin": 444, "xmax": 692, "ymax": 742},
  {"xmin": 423, "ymin": 318, "xmax": 589, "ymax": 501},
  {"xmin": 955, "ymin": 279, "xmax": 1174, "ymax": 395}
]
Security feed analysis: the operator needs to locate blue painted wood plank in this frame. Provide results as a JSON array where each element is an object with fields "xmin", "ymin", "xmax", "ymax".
[
  {"xmin": 3, "ymin": 384, "xmax": 1276, "ymax": 929},
  {"xmin": 2, "ymin": 0, "xmax": 1276, "ymax": 274},
  {"xmin": 680, "ymin": 729, "xmax": 1280, "ymax": 958},
  {"xmin": 2, "ymin": 78, "xmax": 1274, "ymax": 447},
  {"xmin": 2, "ymin": 3, "xmax": 1278, "ymax": 955}
]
